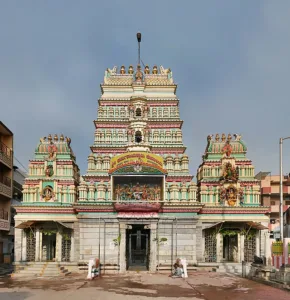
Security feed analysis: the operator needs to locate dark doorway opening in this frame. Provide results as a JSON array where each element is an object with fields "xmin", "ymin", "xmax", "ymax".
[
  {"xmin": 126, "ymin": 225, "xmax": 150, "ymax": 270},
  {"xmin": 42, "ymin": 233, "xmax": 56, "ymax": 261},
  {"xmin": 223, "ymin": 234, "xmax": 238, "ymax": 262}
]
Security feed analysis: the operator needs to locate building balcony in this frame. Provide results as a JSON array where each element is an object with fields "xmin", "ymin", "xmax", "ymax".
[
  {"xmin": 0, "ymin": 208, "xmax": 10, "ymax": 231},
  {"xmin": 0, "ymin": 141, "xmax": 13, "ymax": 168},
  {"xmin": 0, "ymin": 174, "xmax": 12, "ymax": 198}
]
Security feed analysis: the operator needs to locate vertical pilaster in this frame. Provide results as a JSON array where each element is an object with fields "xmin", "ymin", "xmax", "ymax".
[
  {"xmin": 35, "ymin": 229, "xmax": 41, "ymax": 261},
  {"xmin": 56, "ymin": 232, "xmax": 62, "ymax": 262},
  {"xmin": 149, "ymin": 223, "xmax": 157, "ymax": 272},
  {"xmin": 119, "ymin": 223, "xmax": 127, "ymax": 273}
]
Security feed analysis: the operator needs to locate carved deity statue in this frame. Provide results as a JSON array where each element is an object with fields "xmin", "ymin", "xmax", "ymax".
[{"xmin": 135, "ymin": 64, "xmax": 144, "ymax": 82}]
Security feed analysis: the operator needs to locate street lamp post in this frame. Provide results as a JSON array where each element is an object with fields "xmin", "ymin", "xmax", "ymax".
[{"xmin": 279, "ymin": 137, "xmax": 290, "ymax": 240}]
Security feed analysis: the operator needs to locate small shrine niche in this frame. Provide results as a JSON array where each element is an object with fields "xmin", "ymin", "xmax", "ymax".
[
  {"xmin": 135, "ymin": 131, "xmax": 142, "ymax": 143},
  {"xmin": 135, "ymin": 108, "xmax": 142, "ymax": 117}
]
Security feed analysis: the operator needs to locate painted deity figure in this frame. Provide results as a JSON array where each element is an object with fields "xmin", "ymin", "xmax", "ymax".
[
  {"xmin": 153, "ymin": 185, "xmax": 161, "ymax": 201},
  {"xmin": 47, "ymin": 141, "xmax": 57, "ymax": 160},
  {"xmin": 115, "ymin": 184, "xmax": 122, "ymax": 201},
  {"xmin": 141, "ymin": 185, "xmax": 149, "ymax": 200},
  {"xmin": 133, "ymin": 183, "xmax": 142, "ymax": 200}
]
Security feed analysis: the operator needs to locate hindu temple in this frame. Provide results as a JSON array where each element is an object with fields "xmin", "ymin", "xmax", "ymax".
[{"xmin": 13, "ymin": 63, "xmax": 270, "ymax": 273}]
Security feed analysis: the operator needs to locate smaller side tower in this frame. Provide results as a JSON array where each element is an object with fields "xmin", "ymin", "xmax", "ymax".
[
  {"xmin": 196, "ymin": 133, "xmax": 260, "ymax": 206},
  {"xmin": 22, "ymin": 134, "xmax": 80, "ymax": 203}
]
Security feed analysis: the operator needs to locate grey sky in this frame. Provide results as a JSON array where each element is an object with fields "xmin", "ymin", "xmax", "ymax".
[{"xmin": 0, "ymin": 1, "xmax": 289, "ymax": 177}]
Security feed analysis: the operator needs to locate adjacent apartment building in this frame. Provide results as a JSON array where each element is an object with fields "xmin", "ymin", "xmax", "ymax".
[
  {"xmin": 0, "ymin": 121, "xmax": 13, "ymax": 263},
  {"xmin": 255, "ymin": 172, "xmax": 290, "ymax": 239}
]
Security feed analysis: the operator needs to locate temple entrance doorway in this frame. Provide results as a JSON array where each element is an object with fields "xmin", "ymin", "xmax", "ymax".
[
  {"xmin": 42, "ymin": 233, "xmax": 56, "ymax": 261},
  {"xmin": 223, "ymin": 235, "xmax": 238, "ymax": 262},
  {"xmin": 126, "ymin": 225, "xmax": 150, "ymax": 270}
]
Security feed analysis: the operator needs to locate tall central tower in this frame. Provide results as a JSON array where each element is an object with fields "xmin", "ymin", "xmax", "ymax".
[{"xmin": 81, "ymin": 64, "xmax": 196, "ymax": 202}]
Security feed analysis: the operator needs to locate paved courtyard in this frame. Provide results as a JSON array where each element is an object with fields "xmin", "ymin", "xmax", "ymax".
[{"xmin": 0, "ymin": 272, "xmax": 289, "ymax": 300}]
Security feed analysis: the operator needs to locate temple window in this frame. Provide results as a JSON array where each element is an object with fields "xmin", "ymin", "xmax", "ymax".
[
  {"xmin": 136, "ymin": 108, "xmax": 142, "ymax": 117},
  {"xmin": 135, "ymin": 131, "xmax": 142, "ymax": 143}
]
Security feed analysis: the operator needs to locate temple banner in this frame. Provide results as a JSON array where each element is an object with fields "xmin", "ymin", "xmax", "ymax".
[{"xmin": 109, "ymin": 152, "xmax": 166, "ymax": 174}]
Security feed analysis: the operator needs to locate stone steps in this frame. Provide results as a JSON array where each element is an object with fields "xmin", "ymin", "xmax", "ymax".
[
  {"xmin": 216, "ymin": 263, "xmax": 243, "ymax": 275},
  {"xmin": 12, "ymin": 262, "xmax": 70, "ymax": 278}
]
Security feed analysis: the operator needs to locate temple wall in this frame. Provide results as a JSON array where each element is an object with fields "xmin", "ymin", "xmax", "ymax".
[
  {"xmin": 78, "ymin": 218, "xmax": 119, "ymax": 266},
  {"xmin": 157, "ymin": 220, "xmax": 197, "ymax": 266}
]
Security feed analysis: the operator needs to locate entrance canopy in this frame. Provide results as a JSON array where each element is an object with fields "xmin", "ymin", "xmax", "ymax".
[
  {"xmin": 204, "ymin": 221, "xmax": 268, "ymax": 231},
  {"xmin": 15, "ymin": 220, "xmax": 73, "ymax": 229},
  {"xmin": 15, "ymin": 221, "xmax": 36, "ymax": 229}
]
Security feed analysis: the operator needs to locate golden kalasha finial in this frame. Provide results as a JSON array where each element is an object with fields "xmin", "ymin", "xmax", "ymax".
[
  {"xmin": 60, "ymin": 134, "xmax": 64, "ymax": 141},
  {"xmin": 152, "ymin": 65, "xmax": 158, "ymax": 74},
  {"xmin": 54, "ymin": 134, "xmax": 58, "ymax": 141},
  {"xmin": 227, "ymin": 134, "xmax": 232, "ymax": 142},
  {"xmin": 128, "ymin": 65, "xmax": 134, "ymax": 74},
  {"xmin": 221, "ymin": 133, "xmax": 226, "ymax": 142},
  {"xmin": 215, "ymin": 134, "xmax": 220, "ymax": 142},
  {"xmin": 144, "ymin": 65, "xmax": 150, "ymax": 74},
  {"xmin": 120, "ymin": 66, "xmax": 126, "ymax": 74},
  {"xmin": 48, "ymin": 134, "xmax": 52, "ymax": 141}
]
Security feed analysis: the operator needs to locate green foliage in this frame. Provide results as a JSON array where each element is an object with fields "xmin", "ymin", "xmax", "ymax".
[
  {"xmin": 42, "ymin": 229, "xmax": 57, "ymax": 236},
  {"xmin": 219, "ymin": 229, "xmax": 239, "ymax": 237},
  {"xmin": 240, "ymin": 229, "xmax": 257, "ymax": 240},
  {"xmin": 153, "ymin": 237, "xmax": 168, "ymax": 244},
  {"xmin": 61, "ymin": 233, "xmax": 71, "ymax": 241},
  {"xmin": 113, "ymin": 234, "xmax": 121, "ymax": 246}
]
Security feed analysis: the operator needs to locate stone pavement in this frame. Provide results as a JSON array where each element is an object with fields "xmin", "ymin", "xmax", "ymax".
[{"xmin": 0, "ymin": 271, "xmax": 289, "ymax": 299}]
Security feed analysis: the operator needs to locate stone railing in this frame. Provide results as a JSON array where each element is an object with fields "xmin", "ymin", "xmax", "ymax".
[{"xmin": 0, "ymin": 141, "xmax": 13, "ymax": 168}]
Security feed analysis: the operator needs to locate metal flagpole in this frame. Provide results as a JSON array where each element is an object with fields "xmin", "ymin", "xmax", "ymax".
[
  {"xmin": 137, "ymin": 32, "xmax": 141, "ymax": 65},
  {"xmin": 279, "ymin": 136, "xmax": 290, "ymax": 240}
]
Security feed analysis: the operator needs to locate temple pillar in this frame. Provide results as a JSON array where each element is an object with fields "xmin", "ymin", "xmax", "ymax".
[
  {"xmin": 240, "ymin": 234, "xmax": 245, "ymax": 262},
  {"xmin": 216, "ymin": 233, "xmax": 222, "ymax": 262},
  {"xmin": 255, "ymin": 231, "xmax": 260, "ymax": 257},
  {"xmin": 56, "ymin": 232, "xmax": 62, "ymax": 262},
  {"xmin": 149, "ymin": 223, "xmax": 157, "ymax": 272},
  {"xmin": 35, "ymin": 229, "xmax": 41, "ymax": 261},
  {"xmin": 119, "ymin": 223, "xmax": 127, "ymax": 273}
]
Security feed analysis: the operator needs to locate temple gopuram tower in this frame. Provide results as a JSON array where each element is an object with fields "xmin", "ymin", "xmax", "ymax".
[{"xmin": 12, "ymin": 35, "xmax": 270, "ymax": 274}]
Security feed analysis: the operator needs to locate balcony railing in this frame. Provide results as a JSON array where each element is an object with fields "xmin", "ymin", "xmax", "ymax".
[
  {"xmin": 0, "ymin": 208, "xmax": 9, "ymax": 220},
  {"xmin": 0, "ymin": 141, "xmax": 13, "ymax": 167},
  {"xmin": 0, "ymin": 174, "xmax": 11, "ymax": 187}
]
